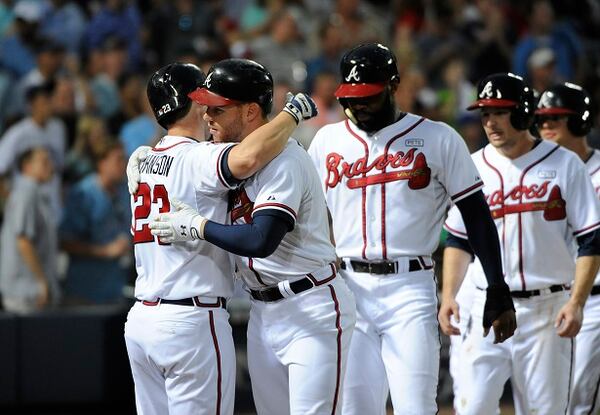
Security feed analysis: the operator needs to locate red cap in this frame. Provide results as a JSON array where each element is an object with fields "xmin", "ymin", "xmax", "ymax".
[
  {"xmin": 188, "ymin": 88, "xmax": 239, "ymax": 106},
  {"xmin": 535, "ymin": 107, "xmax": 576, "ymax": 115},
  {"xmin": 466, "ymin": 98, "xmax": 518, "ymax": 110},
  {"xmin": 334, "ymin": 83, "xmax": 386, "ymax": 98}
]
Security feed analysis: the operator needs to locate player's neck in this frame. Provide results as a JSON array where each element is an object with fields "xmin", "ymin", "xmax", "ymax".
[
  {"xmin": 167, "ymin": 125, "xmax": 204, "ymax": 141},
  {"xmin": 558, "ymin": 136, "xmax": 592, "ymax": 162},
  {"xmin": 496, "ymin": 133, "xmax": 536, "ymax": 160}
]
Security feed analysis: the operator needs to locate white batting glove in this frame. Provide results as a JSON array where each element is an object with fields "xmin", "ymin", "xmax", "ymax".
[
  {"xmin": 282, "ymin": 92, "xmax": 318, "ymax": 124},
  {"xmin": 149, "ymin": 199, "xmax": 208, "ymax": 243},
  {"xmin": 127, "ymin": 146, "xmax": 151, "ymax": 195}
]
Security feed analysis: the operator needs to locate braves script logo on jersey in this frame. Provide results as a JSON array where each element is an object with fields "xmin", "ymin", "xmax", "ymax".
[
  {"xmin": 485, "ymin": 181, "xmax": 566, "ymax": 221},
  {"xmin": 345, "ymin": 65, "xmax": 361, "ymax": 82},
  {"xmin": 229, "ymin": 188, "xmax": 254, "ymax": 224},
  {"xmin": 325, "ymin": 148, "xmax": 431, "ymax": 190}
]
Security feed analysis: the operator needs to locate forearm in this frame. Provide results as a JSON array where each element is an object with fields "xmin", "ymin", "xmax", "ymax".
[
  {"xmin": 442, "ymin": 246, "xmax": 472, "ymax": 301},
  {"xmin": 456, "ymin": 191, "xmax": 505, "ymax": 288},
  {"xmin": 570, "ymin": 255, "xmax": 600, "ymax": 306},
  {"xmin": 228, "ymin": 112, "xmax": 297, "ymax": 179},
  {"xmin": 203, "ymin": 214, "xmax": 289, "ymax": 258},
  {"xmin": 61, "ymin": 240, "xmax": 106, "ymax": 258},
  {"xmin": 17, "ymin": 237, "xmax": 46, "ymax": 283}
]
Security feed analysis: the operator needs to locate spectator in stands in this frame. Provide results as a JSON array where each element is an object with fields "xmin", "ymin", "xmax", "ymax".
[
  {"xmin": 12, "ymin": 37, "xmax": 65, "ymax": 119},
  {"xmin": 89, "ymin": 36, "xmax": 128, "ymax": 119},
  {"xmin": 304, "ymin": 20, "xmax": 344, "ymax": 93},
  {"xmin": 526, "ymin": 47, "xmax": 561, "ymax": 94},
  {"xmin": 0, "ymin": 0, "xmax": 43, "ymax": 79},
  {"xmin": 513, "ymin": 0, "xmax": 583, "ymax": 82},
  {"xmin": 63, "ymin": 115, "xmax": 109, "ymax": 185},
  {"xmin": 249, "ymin": 7, "xmax": 307, "ymax": 90},
  {"xmin": 84, "ymin": 0, "xmax": 142, "ymax": 70},
  {"xmin": 0, "ymin": 147, "xmax": 60, "ymax": 313},
  {"xmin": 39, "ymin": 0, "xmax": 87, "ymax": 57},
  {"xmin": 60, "ymin": 140, "xmax": 131, "ymax": 306},
  {"xmin": 0, "ymin": 81, "xmax": 66, "ymax": 217},
  {"xmin": 118, "ymin": 82, "xmax": 160, "ymax": 157}
]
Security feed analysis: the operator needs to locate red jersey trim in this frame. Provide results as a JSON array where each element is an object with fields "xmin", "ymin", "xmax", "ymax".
[
  {"xmin": 152, "ymin": 140, "xmax": 195, "ymax": 152},
  {"xmin": 451, "ymin": 181, "xmax": 484, "ymax": 202},
  {"xmin": 444, "ymin": 223, "xmax": 468, "ymax": 238},
  {"xmin": 253, "ymin": 203, "xmax": 297, "ymax": 220},
  {"xmin": 216, "ymin": 144, "xmax": 236, "ymax": 189},
  {"xmin": 573, "ymin": 220, "xmax": 600, "ymax": 236},
  {"xmin": 344, "ymin": 119, "xmax": 369, "ymax": 259}
]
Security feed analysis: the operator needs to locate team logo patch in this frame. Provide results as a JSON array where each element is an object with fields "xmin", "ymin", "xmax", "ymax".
[
  {"xmin": 537, "ymin": 170, "xmax": 556, "ymax": 179},
  {"xmin": 405, "ymin": 138, "xmax": 424, "ymax": 147},
  {"xmin": 345, "ymin": 65, "xmax": 361, "ymax": 82},
  {"xmin": 205, "ymin": 72, "xmax": 213, "ymax": 88}
]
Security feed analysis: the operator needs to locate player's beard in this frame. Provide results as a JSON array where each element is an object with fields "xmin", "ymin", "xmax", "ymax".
[{"xmin": 343, "ymin": 92, "xmax": 398, "ymax": 134}]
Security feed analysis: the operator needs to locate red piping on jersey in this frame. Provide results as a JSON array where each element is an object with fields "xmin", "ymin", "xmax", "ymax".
[
  {"xmin": 482, "ymin": 148, "xmax": 507, "ymax": 283},
  {"xmin": 444, "ymin": 223, "xmax": 468, "ymax": 238},
  {"xmin": 451, "ymin": 181, "xmax": 484, "ymax": 201},
  {"xmin": 253, "ymin": 203, "xmax": 297, "ymax": 219},
  {"xmin": 490, "ymin": 201, "xmax": 561, "ymax": 218},
  {"xmin": 589, "ymin": 165, "xmax": 600, "ymax": 177},
  {"xmin": 380, "ymin": 117, "xmax": 426, "ymax": 259},
  {"xmin": 151, "ymin": 140, "xmax": 194, "ymax": 152},
  {"xmin": 573, "ymin": 220, "xmax": 600, "ymax": 236},
  {"xmin": 248, "ymin": 258, "xmax": 267, "ymax": 286},
  {"xmin": 216, "ymin": 145, "xmax": 234, "ymax": 188},
  {"xmin": 306, "ymin": 263, "xmax": 337, "ymax": 286},
  {"xmin": 208, "ymin": 310, "xmax": 222, "ymax": 415},
  {"xmin": 517, "ymin": 144, "xmax": 560, "ymax": 290},
  {"xmin": 345, "ymin": 120, "xmax": 369, "ymax": 259},
  {"xmin": 327, "ymin": 284, "xmax": 343, "ymax": 415}
]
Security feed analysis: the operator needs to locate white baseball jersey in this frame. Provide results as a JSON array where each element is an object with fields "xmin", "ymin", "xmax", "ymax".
[
  {"xmin": 131, "ymin": 135, "xmax": 237, "ymax": 300},
  {"xmin": 586, "ymin": 149, "xmax": 600, "ymax": 286},
  {"xmin": 230, "ymin": 139, "xmax": 337, "ymax": 290},
  {"xmin": 444, "ymin": 139, "xmax": 600, "ymax": 291},
  {"xmin": 307, "ymin": 113, "xmax": 483, "ymax": 260}
]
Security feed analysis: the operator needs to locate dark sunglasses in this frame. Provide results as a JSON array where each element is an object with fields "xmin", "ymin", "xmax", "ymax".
[{"xmin": 536, "ymin": 114, "xmax": 567, "ymax": 123}]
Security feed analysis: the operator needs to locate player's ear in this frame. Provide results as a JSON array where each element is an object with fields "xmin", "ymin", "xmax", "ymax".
[{"xmin": 244, "ymin": 102, "xmax": 262, "ymax": 123}]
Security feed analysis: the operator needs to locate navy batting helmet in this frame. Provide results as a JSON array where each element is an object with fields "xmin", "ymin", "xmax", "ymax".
[
  {"xmin": 147, "ymin": 62, "xmax": 206, "ymax": 128},
  {"xmin": 536, "ymin": 83, "xmax": 593, "ymax": 136},
  {"xmin": 188, "ymin": 59, "xmax": 273, "ymax": 115},
  {"xmin": 334, "ymin": 43, "xmax": 400, "ymax": 98},
  {"xmin": 467, "ymin": 73, "xmax": 535, "ymax": 131}
]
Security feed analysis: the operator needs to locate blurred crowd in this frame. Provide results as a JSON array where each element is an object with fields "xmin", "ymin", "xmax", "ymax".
[{"xmin": 0, "ymin": 0, "xmax": 599, "ymax": 312}]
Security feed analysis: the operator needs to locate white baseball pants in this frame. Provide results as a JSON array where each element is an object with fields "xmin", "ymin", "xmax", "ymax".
[
  {"xmin": 340, "ymin": 266, "xmax": 441, "ymax": 415},
  {"xmin": 247, "ymin": 276, "xmax": 356, "ymax": 415},
  {"xmin": 456, "ymin": 289, "xmax": 573, "ymax": 415},
  {"xmin": 124, "ymin": 300, "xmax": 235, "ymax": 415},
  {"xmin": 569, "ymin": 292, "xmax": 600, "ymax": 415}
]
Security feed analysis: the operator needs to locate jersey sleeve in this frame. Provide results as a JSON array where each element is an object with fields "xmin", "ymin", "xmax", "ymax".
[
  {"xmin": 566, "ymin": 157, "xmax": 600, "ymax": 237},
  {"xmin": 444, "ymin": 203, "xmax": 468, "ymax": 239},
  {"xmin": 184, "ymin": 142, "xmax": 238, "ymax": 195},
  {"xmin": 307, "ymin": 130, "xmax": 326, "ymax": 194},
  {"xmin": 251, "ymin": 153, "xmax": 303, "ymax": 228},
  {"xmin": 439, "ymin": 126, "xmax": 483, "ymax": 202}
]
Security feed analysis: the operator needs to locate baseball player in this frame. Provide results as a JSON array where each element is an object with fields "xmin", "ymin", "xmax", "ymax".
[
  {"xmin": 124, "ymin": 61, "xmax": 318, "ymax": 415},
  {"xmin": 535, "ymin": 82, "xmax": 600, "ymax": 415},
  {"xmin": 307, "ymin": 43, "xmax": 516, "ymax": 415},
  {"xmin": 442, "ymin": 73, "xmax": 600, "ymax": 415},
  {"xmin": 146, "ymin": 58, "xmax": 356, "ymax": 415}
]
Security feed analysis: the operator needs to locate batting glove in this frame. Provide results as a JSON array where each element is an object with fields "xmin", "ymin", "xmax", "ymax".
[
  {"xmin": 149, "ymin": 199, "xmax": 208, "ymax": 243},
  {"xmin": 127, "ymin": 146, "xmax": 151, "ymax": 195},
  {"xmin": 282, "ymin": 92, "xmax": 318, "ymax": 124}
]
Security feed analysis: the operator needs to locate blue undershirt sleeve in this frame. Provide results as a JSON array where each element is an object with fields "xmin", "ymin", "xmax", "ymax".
[{"xmin": 203, "ymin": 209, "xmax": 293, "ymax": 258}]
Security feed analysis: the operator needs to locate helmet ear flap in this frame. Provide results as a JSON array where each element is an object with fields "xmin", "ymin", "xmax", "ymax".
[
  {"xmin": 510, "ymin": 105, "xmax": 535, "ymax": 131},
  {"xmin": 566, "ymin": 114, "xmax": 592, "ymax": 136}
]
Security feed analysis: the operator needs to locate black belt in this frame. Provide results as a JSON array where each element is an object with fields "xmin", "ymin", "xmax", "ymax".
[
  {"xmin": 510, "ymin": 284, "xmax": 566, "ymax": 299},
  {"xmin": 250, "ymin": 277, "xmax": 314, "ymax": 302},
  {"xmin": 137, "ymin": 297, "xmax": 227, "ymax": 308},
  {"xmin": 340, "ymin": 258, "xmax": 432, "ymax": 274},
  {"xmin": 591, "ymin": 285, "xmax": 600, "ymax": 296}
]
